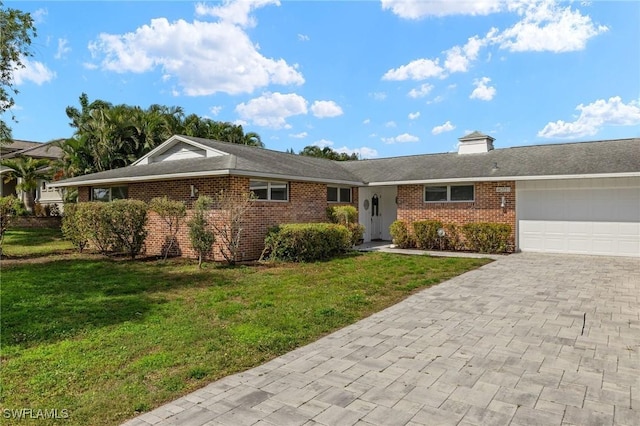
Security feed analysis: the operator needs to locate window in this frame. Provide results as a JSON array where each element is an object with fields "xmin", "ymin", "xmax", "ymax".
[
  {"xmin": 91, "ymin": 186, "xmax": 128, "ymax": 202},
  {"xmin": 327, "ymin": 186, "xmax": 352, "ymax": 203},
  {"xmin": 425, "ymin": 184, "xmax": 474, "ymax": 202},
  {"xmin": 250, "ymin": 180, "xmax": 289, "ymax": 201}
]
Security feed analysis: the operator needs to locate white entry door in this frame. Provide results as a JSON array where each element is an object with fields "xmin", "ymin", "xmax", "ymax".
[{"xmin": 517, "ymin": 178, "xmax": 640, "ymax": 257}]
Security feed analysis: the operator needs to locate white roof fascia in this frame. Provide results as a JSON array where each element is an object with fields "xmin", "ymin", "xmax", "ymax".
[
  {"xmin": 49, "ymin": 170, "xmax": 363, "ymax": 188},
  {"xmin": 132, "ymin": 135, "xmax": 230, "ymax": 166},
  {"xmin": 366, "ymin": 172, "xmax": 640, "ymax": 186},
  {"xmin": 49, "ymin": 170, "xmax": 232, "ymax": 188},
  {"xmin": 229, "ymin": 170, "xmax": 363, "ymax": 186}
]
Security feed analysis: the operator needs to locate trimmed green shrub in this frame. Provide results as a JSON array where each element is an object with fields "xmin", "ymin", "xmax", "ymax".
[
  {"xmin": 413, "ymin": 220, "xmax": 444, "ymax": 250},
  {"xmin": 188, "ymin": 196, "xmax": 215, "ymax": 268},
  {"xmin": 389, "ymin": 220, "xmax": 414, "ymax": 248},
  {"xmin": 62, "ymin": 203, "xmax": 90, "ymax": 253},
  {"xmin": 327, "ymin": 205, "xmax": 358, "ymax": 224},
  {"xmin": 0, "ymin": 195, "xmax": 23, "ymax": 256},
  {"xmin": 327, "ymin": 205, "xmax": 364, "ymax": 246},
  {"xmin": 63, "ymin": 201, "xmax": 148, "ymax": 258},
  {"xmin": 441, "ymin": 223, "xmax": 465, "ymax": 251},
  {"xmin": 461, "ymin": 222, "xmax": 512, "ymax": 253},
  {"xmin": 66, "ymin": 202, "xmax": 115, "ymax": 254},
  {"xmin": 263, "ymin": 223, "xmax": 351, "ymax": 262},
  {"xmin": 104, "ymin": 199, "xmax": 148, "ymax": 259}
]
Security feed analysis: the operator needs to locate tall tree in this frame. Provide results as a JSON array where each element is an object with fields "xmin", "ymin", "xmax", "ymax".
[
  {"xmin": 1, "ymin": 156, "xmax": 51, "ymax": 212},
  {"xmin": 56, "ymin": 94, "xmax": 265, "ymax": 178},
  {"xmin": 0, "ymin": 2, "xmax": 37, "ymax": 144},
  {"xmin": 299, "ymin": 145, "xmax": 358, "ymax": 161}
]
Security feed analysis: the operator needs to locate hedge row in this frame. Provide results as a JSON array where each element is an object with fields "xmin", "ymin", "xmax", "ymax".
[
  {"xmin": 390, "ymin": 220, "xmax": 512, "ymax": 254},
  {"xmin": 62, "ymin": 200, "xmax": 148, "ymax": 259},
  {"xmin": 326, "ymin": 205, "xmax": 365, "ymax": 246},
  {"xmin": 262, "ymin": 223, "xmax": 352, "ymax": 262}
]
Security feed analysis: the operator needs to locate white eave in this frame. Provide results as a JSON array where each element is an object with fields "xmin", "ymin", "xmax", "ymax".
[
  {"xmin": 49, "ymin": 169, "xmax": 363, "ymax": 188},
  {"xmin": 366, "ymin": 172, "xmax": 640, "ymax": 186}
]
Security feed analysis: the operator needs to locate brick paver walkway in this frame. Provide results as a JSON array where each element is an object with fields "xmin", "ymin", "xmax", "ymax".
[{"xmin": 123, "ymin": 253, "xmax": 640, "ymax": 426}]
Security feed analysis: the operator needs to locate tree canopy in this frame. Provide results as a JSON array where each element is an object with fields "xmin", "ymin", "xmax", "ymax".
[
  {"xmin": 299, "ymin": 145, "xmax": 359, "ymax": 161},
  {"xmin": 55, "ymin": 94, "xmax": 264, "ymax": 178},
  {"xmin": 0, "ymin": 2, "xmax": 37, "ymax": 144}
]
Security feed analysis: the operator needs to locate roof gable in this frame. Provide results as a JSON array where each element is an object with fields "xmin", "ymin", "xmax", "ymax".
[{"xmin": 133, "ymin": 135, "xmax": 230, "ymax": 166}]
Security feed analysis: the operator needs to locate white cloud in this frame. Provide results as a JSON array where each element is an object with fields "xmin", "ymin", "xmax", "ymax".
[
  {"xmin": 312, "ymin": 139, "xmax": 334, "ymax": 148},
  {"xmin": 335, "ymin": 146, "xmax": 378, "ymax": 159},
  {"xmin": 210, "ymin": 106, "xmax": 222, "ymax": 116},
  {"xmin": 382, "ymin": 133, "xmax": 419, "ymax": 144},
  {"xmin": 311, "ymin": 100, "xmax": 343, "ymax": 118},
  {"xmin": 13, "ymin": 58, "xmax": 56, "ymax": 85},
  {"xmin": 32, "ymin": 8, "xmax": 48, "ymax": 24},
  {"xmin": 88, "ymin": 2, "xmax": 303, "ymax": 96},
  {"xmin": 408, "ymin": 83, "xmax": 434, "ymax": 98},
  {"xmin": 382, "ymin": 58, "xmax": 444, "ymax": 81},
  {"xmin": 538, "ymin": 97, "xmax": 640, "ymax": 138},
  {"xmin": 298, "ymin": 34, "xmax": 310, "ymax": 41},
  {"xmin": 289, "ymin": 131, "xmax": 308, "ymax": 138},
  {"xmin": 381, "ymin": 0, "xmax": 505, "ymax": 19},
  {"xmin": 444, "ymin": 36, "xmax": 484, "ymax": 73},
  {"xmin": 491, "ymin": 1, "xmax": 608, "ymax": 53},
  {"xmin": 363, "ymin": 118, "xmax": 371, "ymax": 124},
  {"xmin": 470, "ymin": 77, "xmax": 496, "ymax": 101},
  {"xmin": 432, "ymin": 121, "xmax": 455, "ymax": 135},
  {"xmin": 54, "ymin": 38, "xmax": 71, "ymax": 59},
  {"xmin": 370, "ymin": 92, "xmax": 387, "ymax": 101},
  {"xmin": 195, "ymin": 0, "xmax": 279, "ymax": 28},
  {"xmin": 427, "ymin": 95, "xmax": 444, "ymax": 104},
  {"xmin": 385, "ymin": 121, "xmax": 397, "ymax": 128},
  {"xmin": 408, "ymin": 111, "xmax": 420, "ymax": 120},
  {"xmin": 383, "ymin": 1, "xmax": 607, "ymax": 87},
  {"xmin": 235, "ymin": 92, "xmax": 308, "ymax": 129}
]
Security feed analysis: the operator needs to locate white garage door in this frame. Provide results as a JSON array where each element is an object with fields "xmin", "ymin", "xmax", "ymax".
[{"xmin": 517, "ymin": 177, "xmax": 640, "ymax": 257}]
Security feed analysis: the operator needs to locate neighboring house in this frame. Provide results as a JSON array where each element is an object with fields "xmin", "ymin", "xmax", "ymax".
[
  {"xmin": 51, "ymin": 133, "xmax": 640, "ymax": 259},
  {"xmin": 0, "ymin": 140, "xmax": 65, "ymax": 210}
]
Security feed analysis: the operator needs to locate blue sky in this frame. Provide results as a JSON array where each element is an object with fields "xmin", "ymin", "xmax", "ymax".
[{"xmin": 7, "ymin": 0, "xmax": 640, "ymax": 158}]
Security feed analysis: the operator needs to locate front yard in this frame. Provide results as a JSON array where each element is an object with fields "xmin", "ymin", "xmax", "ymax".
[{"xmin": 0, "ymin": 228, "xmax": 491, "ymax": 425}]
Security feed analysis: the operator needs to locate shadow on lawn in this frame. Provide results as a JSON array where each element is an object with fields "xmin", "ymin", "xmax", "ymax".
[
  {"xmin": 0, "ymin": 258, "xmax": 233, "ymax": 350},
  {"xmin": 3, "ymin": 227, "xmax": 64, "ymax": 247}
]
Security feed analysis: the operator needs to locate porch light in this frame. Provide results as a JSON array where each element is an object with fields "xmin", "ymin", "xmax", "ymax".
[{"xmin": 190, "ymin": 185, "xmax": 198, "ymax": 198}]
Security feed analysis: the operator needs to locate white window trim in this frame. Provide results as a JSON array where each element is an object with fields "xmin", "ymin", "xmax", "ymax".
[
  {"xmin": 250, "ymin": 180, "xmax": 289, "ymax": 202},
  {"xmin": 424, "ymin": 184, "xmax": 474, "ymax": 203},
  {"xmin": 327, "ymin": 186, "xmax": 352, "ymax": 203},
  {"xmin": 91, "ymin": 186, "xmax": 128, "ymax": 202}
]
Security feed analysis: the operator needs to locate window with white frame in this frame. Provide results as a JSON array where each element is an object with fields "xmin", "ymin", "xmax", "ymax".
[
  {"xmin": 250, "ymin": 180, "xmax": 289, "ymax": 201},
  {"xmin": 91, "ymin": 186, "xmax": 128, "ymax": 202},
  {"xmin": 425, "ymin": 184, "xmax": 474, "ymax": 202},
  {"xmin": 327, "ymin": 186, "xmax": 352, "ymax": 203}
]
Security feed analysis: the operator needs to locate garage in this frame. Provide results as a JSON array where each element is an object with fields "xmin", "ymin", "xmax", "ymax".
[{"xmin": 517, "ymin": 177, "xmax": 640, "ymax": 257}]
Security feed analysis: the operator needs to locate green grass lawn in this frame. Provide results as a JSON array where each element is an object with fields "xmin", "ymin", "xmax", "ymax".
[
  {"xmin": 0, "ymin": 228, "xmax": 492, "ymax": 425},
  {"xmin": 2, "ymin": 227, "xmax": 74, "ymax": 258}
]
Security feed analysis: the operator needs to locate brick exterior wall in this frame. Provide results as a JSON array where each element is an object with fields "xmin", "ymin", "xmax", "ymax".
[
  {"xmin": 397, "ymin": 181, "xmax": 516, "ymax": 250},
  {"xmin": 77, "ymin": 178, "xmax": 358, "ymax": 261}
]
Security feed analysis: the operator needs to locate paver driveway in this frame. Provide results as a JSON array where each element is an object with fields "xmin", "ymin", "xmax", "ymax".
[{"xmin": 124, "ymin": 253, "xmax": 640, "ymax": 426}]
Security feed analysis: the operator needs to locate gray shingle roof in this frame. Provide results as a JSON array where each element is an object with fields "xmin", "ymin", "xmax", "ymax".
[
  {"xmin": 52, "ymin": 136, "xmax": 640, "ymax": 187},
  {"xmin": 2, "ymin": 140, "xmax": 63, "ymax": 159},
  {"xmin": 55, "ymin": 135, "xmax": 362, "ymax": 186},
  {"xmin": 342, "ymin": 138, "xmax": 640, "ymax": 183}
]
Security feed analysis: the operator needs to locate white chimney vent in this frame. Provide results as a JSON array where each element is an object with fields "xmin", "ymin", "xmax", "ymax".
[{"xmin": 458, "ymin": 131, "xmax": 495, "ymax": 154}]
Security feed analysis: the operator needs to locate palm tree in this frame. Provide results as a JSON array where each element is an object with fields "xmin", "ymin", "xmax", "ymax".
[{"xmin": 1, "ymin": 156, "xmax": 52, "ymax": 213}]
